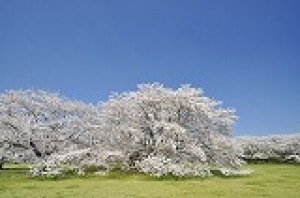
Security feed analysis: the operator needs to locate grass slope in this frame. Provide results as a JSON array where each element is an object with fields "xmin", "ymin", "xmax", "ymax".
[{"xmin": 0, "ymin": 164, "xmax": 299, "ymax": 198}]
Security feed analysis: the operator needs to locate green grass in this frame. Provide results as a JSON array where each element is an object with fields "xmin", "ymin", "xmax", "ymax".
[{"xmin": 0, "ymin": 163, "xmax": 299, "ymax": 198}]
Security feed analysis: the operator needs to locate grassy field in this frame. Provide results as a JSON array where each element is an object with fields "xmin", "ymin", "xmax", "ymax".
[{"xmin": 0, "ymin": 163, "xmax": 299, "ymax": 198}]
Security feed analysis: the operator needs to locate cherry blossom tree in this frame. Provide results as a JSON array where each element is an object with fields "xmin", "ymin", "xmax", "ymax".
[
  {"xmin": 97, "ymin": 83, "xmax": 241, "ymax": 175},
  {"xmin": 237, "ymin": 134, "xmax": 300, "ymax": 163},
  {"xmin": 0, "ymin": 89, "xmax": 98, "ymax": 166},
  {"xmin": 1, "ymin": 84, "xmax": 248, "ymax": 176}
]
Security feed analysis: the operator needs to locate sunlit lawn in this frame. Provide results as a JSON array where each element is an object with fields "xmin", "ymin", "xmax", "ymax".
[{"xmin": 0, "ymin": 163, "xmax": 299, "ymax": 198}]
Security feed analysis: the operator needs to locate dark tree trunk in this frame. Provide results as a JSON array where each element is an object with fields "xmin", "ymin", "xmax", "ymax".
[
  {"xmin": 30, "ymin": 141, "xmax": 42, "ymax": 158},
  {"xmin": 0, "ymin": 162, "xmax": 3, "ymax": 170}
]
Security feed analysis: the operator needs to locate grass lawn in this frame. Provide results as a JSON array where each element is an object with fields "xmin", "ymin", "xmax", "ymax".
[{"xmin": 0, "ymin": 163, "xmax": 299, "ymax": 198}]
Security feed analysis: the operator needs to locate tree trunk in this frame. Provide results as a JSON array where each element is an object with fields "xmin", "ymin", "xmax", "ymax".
[
  {"xmin": 0, "ymin": 161, "xmax": 3, "ymax": 170},
  {"xmin": 30, "ymin": 141, "xmax": 42, "ymax": 158}
]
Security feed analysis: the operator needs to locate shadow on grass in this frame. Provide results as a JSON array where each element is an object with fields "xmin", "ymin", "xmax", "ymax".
[{"xmin": 1, "ymin": 163, "xmax": 254, "ymax": 182}]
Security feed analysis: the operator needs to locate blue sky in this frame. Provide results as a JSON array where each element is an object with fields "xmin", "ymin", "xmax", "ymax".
[{"xmin": 1, "ymin": 0, "xmax": 299, "ymax": 136}]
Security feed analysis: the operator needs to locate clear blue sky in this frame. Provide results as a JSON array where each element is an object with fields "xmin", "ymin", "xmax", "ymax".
[{"xmin": 1, "ymin": 0, "xmax": 299, "ymax": 136}]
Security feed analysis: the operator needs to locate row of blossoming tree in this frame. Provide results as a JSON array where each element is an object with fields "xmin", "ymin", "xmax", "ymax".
[
  {"xmin": 237, "ymin": 134, "xmax": 300, "ymax": 163},
  {"xmin": 0, "ymin": 83, "xmax": 299, "ymax": 177}
]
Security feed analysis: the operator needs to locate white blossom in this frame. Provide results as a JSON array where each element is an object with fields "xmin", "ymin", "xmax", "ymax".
[
  {"xmin": 1, "ymin": 84, "xmax": 247, "ymax": 177},
  {"xmin": 237, "ymin": 134, "xmax": 300, "ymax": 163}
]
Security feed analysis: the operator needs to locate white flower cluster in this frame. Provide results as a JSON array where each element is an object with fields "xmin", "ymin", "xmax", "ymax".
[
  {"xmin": 136, "ymin": 155, "xmax": 211, "ymax": 177},
  {"xmin": 214, "ymin": 168, "xmax": 253, "ymax": 177},
  {"xmin": 29, "ymin": 158, "xmax": 89, "ymax": 178},
  {"xmin": 0, "ymin": 84, "xmax": 246, "ymax": 177},
  {"xmin": 285, "ymin": 154, "xmax": 300, "ymax": 163},
  {"xmin": 29, "ymin": 162, "xmax": 63, "ymax": 178},
  {"xmin": 237, "ymin": 134, "xmax": 300, "ymax": 163}
]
